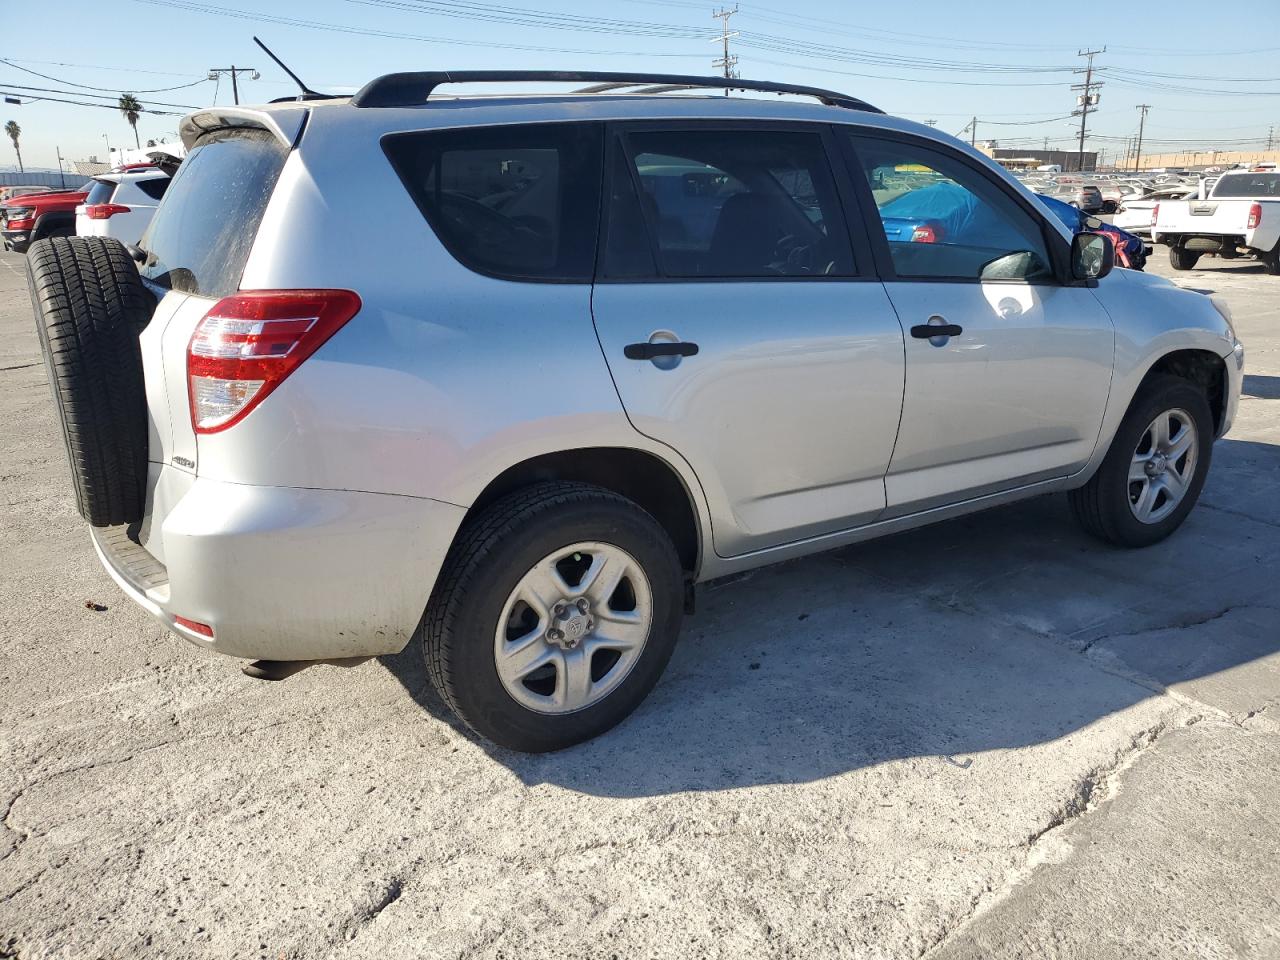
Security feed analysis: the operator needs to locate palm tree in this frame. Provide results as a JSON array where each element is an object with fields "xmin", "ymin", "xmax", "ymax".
[
  {"xmin": 118, "ymin": 94, "xmax": 142, "ymax": 149},
  {"xmin": 4, "ymin": 120, "xmax": 21, "ymax": 173}
]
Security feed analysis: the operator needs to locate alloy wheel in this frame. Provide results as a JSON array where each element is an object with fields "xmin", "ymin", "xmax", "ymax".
[
  {"xmin": 1128, "ymin": 408, "xmax": 1198, "ymax": 524},
  {"xmin": 493, "ymin": 542, "xmax": 653, "ymax": 714}
]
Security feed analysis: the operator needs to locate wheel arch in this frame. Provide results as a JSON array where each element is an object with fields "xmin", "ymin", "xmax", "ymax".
[
  {"xmin": 32, "ymin": 210, "xmax": 75, "ymax": 241},
  {"xmin": 1140, "ymin": 348, "xmax": 1227, "ymax": 435},
  {"xmin": 463, "ymin": 446, "xmax": 704, "ymax": 576}
]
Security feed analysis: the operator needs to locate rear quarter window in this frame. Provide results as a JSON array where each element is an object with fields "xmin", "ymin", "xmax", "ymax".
[
  {"xmin": 140, "ymin": 128, "xmax": 287, "ymax": 297},
  {"xmin": 135, "ymin": 177, "xmax": 169, "ymax": 202},
  {"xmin": 382, "ymin": 122, "xmax": 604, "ymax": 282}
]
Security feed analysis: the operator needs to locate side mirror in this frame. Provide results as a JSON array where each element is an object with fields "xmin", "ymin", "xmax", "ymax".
[{"xmin": 1071, "ymin": 231, "xmax": 1114, "ymax": 281}]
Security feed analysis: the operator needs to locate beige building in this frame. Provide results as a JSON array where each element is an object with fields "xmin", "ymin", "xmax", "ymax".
[{"xmin": 1130, "ymin": 148, "xmax": 1280, "ymax": 171}]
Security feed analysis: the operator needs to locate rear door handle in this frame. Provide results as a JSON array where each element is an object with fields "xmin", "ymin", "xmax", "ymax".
[
  {"xmin": 910, "ymin": 323, "xmax": 963, "ymax": 339},
  {"xmin": 624, "ymin": 341, "xmax": 700, "ymax": 360}
]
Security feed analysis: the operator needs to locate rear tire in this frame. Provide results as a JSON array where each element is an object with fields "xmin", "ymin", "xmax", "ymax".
[
  {"xmin": 1069, "ymin": 375, "xmax": 1214, "ymax": 548},
  {"xmin": 1169, "ymin": 245, "xmax": 1200, "ymax": 270},
  {"xmin": 28, "ymin": 237, "xmax": 153, "ymax": 527},
  {"xmin": 420, "ymin": 482, "xmax": 685, "ymax": 752},
  {"xmin": 1262, "ymin": 243, "xmax": 1280, "ymax": 276}
]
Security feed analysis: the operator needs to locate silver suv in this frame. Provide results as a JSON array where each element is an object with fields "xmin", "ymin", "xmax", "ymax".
[{"xmin": 28, "ymin": 71, "xmax": 1244, "ymax": 751}]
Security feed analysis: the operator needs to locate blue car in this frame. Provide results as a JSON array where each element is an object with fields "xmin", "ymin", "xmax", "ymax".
[
  {"xmin": 875, "ymin": 182, "xmax": 1148, "ymax": 271},
  {"xmin": 1036, "ymin": 192, "xmax": 1149, "ymax": 270}
]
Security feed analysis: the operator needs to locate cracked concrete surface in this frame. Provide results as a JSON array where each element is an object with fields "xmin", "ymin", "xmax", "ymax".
[{"xmin": 1, "ymin": 250, "xmax": 1278, "ymax": 959}]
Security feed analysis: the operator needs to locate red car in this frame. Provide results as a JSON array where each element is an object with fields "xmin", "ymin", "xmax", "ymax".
[{"xmin": 1, "ymin": 187, "xmax": 89, "ymax": 253}]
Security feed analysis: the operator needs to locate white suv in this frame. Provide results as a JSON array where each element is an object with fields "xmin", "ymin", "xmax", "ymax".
[
  {"xmin": 27, "ymin": 71, "xmax": 1244, "ymax": 751},
  {"xmin": 74, "ymin": 167, "xmax": 171, "ymax": 247}
]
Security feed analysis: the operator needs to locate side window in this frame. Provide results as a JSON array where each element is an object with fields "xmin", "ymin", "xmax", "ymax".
[
  {"xmin": 136, "ymin": 178, "xmax": 169, "ymax": 202},
  {"xmin": 382, "ymin": 122, "xmax": 603, "ymax": 282},
  {"xmin": 604, "ymin": 129, "xmax": 854, "ymax": 279},
  {"xmin": 849, "ymin": 135, "xmax": 1053, "ymax": 282}
]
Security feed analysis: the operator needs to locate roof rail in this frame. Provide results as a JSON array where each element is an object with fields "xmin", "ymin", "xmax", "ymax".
[{"xmin": 350, "ymin": 71, "xmax": 882, "ymax": 113}]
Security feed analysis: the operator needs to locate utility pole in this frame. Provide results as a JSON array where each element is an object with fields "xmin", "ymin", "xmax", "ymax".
[
  {"xmin": 55, "ymin": 145, "xmax": 65, "ymax": 188},
  {"xmin": 1268, "ymin": 125, "xmax": 1275, "ymax": 150},
  {"xmin": 207, "ymin": 65, "xmax": 260, "ymax": 105},
  {"xmin": 1133, "ymin": 104, "xmax": 1150, "ymax": 173},
  {"xmin": 1072, "ymin": 47, "xmax": 1105, "ymax": 172},
  {"xmin": 711, "ymin": 6, "xmax": 739, "ymax": 89},
  {"xmin": 969, "ymin": 116, "xmax": 977, "ymax": 147},
  {"xmin": 924, "ymin": 119, "xmax": 936, "ymax": 127}
]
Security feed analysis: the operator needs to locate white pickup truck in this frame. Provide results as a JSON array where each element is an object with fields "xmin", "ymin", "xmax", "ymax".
[{"xmin": 1152, "ymin": 169, "xmax": 1280, "ymax": 273}]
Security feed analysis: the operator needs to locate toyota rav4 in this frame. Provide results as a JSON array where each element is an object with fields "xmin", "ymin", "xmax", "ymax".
[{"xmin": 27, "ymin": 71, "xmax": 1245, "ymax": 751}]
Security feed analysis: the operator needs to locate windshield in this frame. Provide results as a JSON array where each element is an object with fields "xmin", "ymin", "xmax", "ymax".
[{"xmin": 1212, "ymin": 173, "xmax": 1280, "ymax": 198}]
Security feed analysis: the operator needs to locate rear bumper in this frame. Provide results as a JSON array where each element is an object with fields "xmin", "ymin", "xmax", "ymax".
[{"xmin": 92, "ymin": 471, "xmax": 467, "ymax": 661}]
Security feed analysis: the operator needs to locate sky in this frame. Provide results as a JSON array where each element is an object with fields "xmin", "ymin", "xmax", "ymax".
[{"xmin": 2, "ymin": 0, "xmax": 1279, "ymax": 172}]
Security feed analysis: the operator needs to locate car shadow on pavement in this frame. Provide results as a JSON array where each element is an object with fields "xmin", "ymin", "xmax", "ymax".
[
  {"xmin": 381, "ymin": 438, "xmax": 1280, "ymax": 799},
  {"xmin": 1243, "ymin": 374, "xmax": 1280, "ymax": 400}
]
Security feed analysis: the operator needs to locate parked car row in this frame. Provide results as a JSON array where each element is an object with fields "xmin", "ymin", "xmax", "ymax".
[{"xmin": 1, "ymin": 158, "xmax": 175, "ymax": 253}]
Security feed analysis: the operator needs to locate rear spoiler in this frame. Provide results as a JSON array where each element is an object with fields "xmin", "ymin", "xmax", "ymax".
[{"xmin": 179, "ymin": 106, "xmax": 310, "ymax": 152}]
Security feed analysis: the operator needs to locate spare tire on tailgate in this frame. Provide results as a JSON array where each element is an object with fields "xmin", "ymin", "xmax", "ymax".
[{"xmin": 27, "ymin": 236, "xmax": 154, "ymax": 527}]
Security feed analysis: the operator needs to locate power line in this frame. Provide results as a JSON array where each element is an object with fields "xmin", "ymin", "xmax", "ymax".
[
  {"xmin": 0, "ymin": 88, "xmax": 185, "ymax": 116},
  {"xmin": 5, "ymin": 58, "xmax": 205, "ymax": 79},
  {"xmin": 0, "ymin": 58, "xmax": 209, "ymax": 93},
  {"xmin": 127, "ymin": 0, "xmax": 704, "ymax": 57},
  {"xmin": 745, "ymin": 55, "xmax": 1068, "ymax": 88},
  {"xmin": 0, "ymin": 82, "xmax": 201, "ymax": 111}
]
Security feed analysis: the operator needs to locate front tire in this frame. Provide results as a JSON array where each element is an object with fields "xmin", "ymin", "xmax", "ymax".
[
  {"xmin": 420, "ymin": 482, "xmax": 685, "ymax": 752},
  {"xmin": 1069, "ymin": 375, "xmax": 1214, "ymax": 548}
]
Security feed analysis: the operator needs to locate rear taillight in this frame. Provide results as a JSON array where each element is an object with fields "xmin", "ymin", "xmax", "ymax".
[
  {"xmin": 1247, "ymin": 202, "xmax": 1262, "ymax": 230},
  {"xmin": 910, "ymin": 222, "xmax": 944, "ymax": 243},
  {"xmin": 84, "ymin": 203, "xmax": 131, "ymax": 220},
  {"xmin": 1151, "ymin": 203, "xmax": 1160, "ymax": 227},
  {"xmin": 187, "ymin": 289, "xmax": 362, "ymax": 434}
]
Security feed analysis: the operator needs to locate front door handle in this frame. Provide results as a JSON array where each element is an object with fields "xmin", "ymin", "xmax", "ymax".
[
  {"xmin": 624, "ymin": 341, "xmax": 700, "ymax": 360},
  {"xmin": 910, "ymin": 323, "xmax": 963, "ymax": 339}
]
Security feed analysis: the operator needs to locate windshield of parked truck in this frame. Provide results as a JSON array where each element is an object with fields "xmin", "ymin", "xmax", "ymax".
[{"xmin": 1212, "ymin": 173, "xmax": 1280, "ymax": 198}]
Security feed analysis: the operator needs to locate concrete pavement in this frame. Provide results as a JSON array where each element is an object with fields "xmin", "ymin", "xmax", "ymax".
[{"xmin": 1, "ymin": 249, "xmax": 1277, "ymax": 960}]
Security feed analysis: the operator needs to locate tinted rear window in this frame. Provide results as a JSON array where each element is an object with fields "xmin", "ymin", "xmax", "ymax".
[
  {"xmin": 136, "ymin": 177, "xmax": 169, "ymax": 201},
  {"xmin": 383, "ymin": 122, "xmax": 603, "ymax": 282},
  {"xmin": 85, "ymin": 179, "xmax": 116, "ymax": 206},
  {"xmin": 1213, "ymin": 173, "xmax": 1280, "ymax": 198},
  {"xmin": 140, "ymin": 128, "xmax": 286, "ymax": 296}
]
